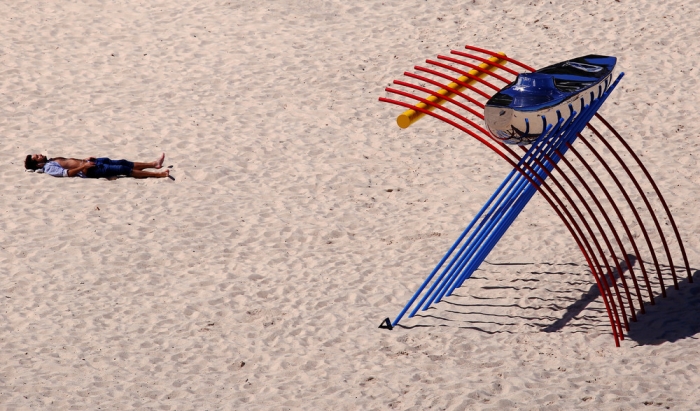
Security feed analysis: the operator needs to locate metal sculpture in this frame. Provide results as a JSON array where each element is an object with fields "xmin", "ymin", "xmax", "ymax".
[{"xmin": 378, "ymin": 45, "xmax": 691, "ymax": 346}]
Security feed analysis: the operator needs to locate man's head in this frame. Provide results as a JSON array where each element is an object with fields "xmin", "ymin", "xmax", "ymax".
[{"xmin": 25, "ymin": 154, "xmax": 47, "ymax": 170}]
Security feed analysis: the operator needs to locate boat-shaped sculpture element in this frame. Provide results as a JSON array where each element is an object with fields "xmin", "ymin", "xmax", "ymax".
[{"xmin": 484, "ymin": 55, "xmax": 616, "ymax": 145}]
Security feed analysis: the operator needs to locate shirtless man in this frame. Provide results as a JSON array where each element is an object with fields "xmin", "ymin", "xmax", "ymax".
[{"xmin": 24, "ymin": 153, "xmax": 169, "ymax": 179}]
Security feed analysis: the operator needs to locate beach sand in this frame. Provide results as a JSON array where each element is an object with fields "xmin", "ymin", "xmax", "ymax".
[{"xmin": 2, "ymin": 0, "xmax": 699, "ymax": 409}]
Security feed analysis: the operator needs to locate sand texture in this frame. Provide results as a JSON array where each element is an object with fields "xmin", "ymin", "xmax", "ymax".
[{"xmin": 2, "ymin": 0, "xmax": 700, "ymax": 409}]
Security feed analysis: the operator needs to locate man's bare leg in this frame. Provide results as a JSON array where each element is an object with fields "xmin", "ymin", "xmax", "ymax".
[
  {"xmin": 133, "ymin": 153, "xmax": 165, "ymax": 170},
  {"xmin": 130, "ymin": 169, "xmax": 169, "ymax": 178}
]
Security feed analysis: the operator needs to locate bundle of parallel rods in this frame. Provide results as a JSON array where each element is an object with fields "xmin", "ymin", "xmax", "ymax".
[{"xmin": 379, "ymin": 45, "xmax": 691, "ymax": 346}]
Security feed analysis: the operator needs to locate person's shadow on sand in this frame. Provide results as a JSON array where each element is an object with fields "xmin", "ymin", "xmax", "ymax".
[
  {"xmin": 542, "ymin": 254, "xmax": 700, "ymax": 345},
  {"xmin": 625, "ymin": 268, "xmax": 700, "ymax": 345},
  {"xmin": 398, "ymin": 256, "xmax": 700, "ymax": 345}
]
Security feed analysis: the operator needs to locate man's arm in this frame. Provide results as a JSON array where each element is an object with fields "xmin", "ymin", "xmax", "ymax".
[{"xmin": 65, "ymin": 162, "xmax": 95, "ymax": 177}]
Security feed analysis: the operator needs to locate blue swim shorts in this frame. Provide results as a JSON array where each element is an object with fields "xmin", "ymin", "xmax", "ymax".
[{"xmin": 85, "ymin": 158, "xmax": 134, "ymax": 178}]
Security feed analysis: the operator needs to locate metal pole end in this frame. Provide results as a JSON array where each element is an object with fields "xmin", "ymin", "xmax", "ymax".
[{"xmin": 378, "ymin": 318, "xmax": 394, "ymax": 330}]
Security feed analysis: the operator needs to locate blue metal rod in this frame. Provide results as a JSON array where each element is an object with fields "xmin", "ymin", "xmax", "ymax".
[
  {"xmin": 442, "ymin": 120, "xmax": 572, "ymax": 296},
  {"xmin": 423, "ymin": 124, "xmax": 561, "ymax": 308},
  {"xmin": 410, "ymin": 165, "xmax": 527, "ymax": 315},
  {"xmin": 391, "ymin": 72, "xmax": 625, "ymax": 327},
  {"xmin": 446, "ymin": 76, "xmax": 624, "ymax": 295},
  {"xmin": 409, "ymin": 119, "xmax": 558, "ymax": 315},
  {"xmin": 439, "ymin": 116, "xmax": 572, "ymax": 296},
  {"xmin": 429, "ymin": 167, "xmax": 536, "ymax": 304},
  {"xmin": 391, "ymin": 157, "xmax": 522, "ymax": 326}
]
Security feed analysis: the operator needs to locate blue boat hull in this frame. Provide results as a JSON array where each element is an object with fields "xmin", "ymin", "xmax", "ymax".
[{"xmin": 484, "ymin": 55, "xmax": 617, "ymax": 145}]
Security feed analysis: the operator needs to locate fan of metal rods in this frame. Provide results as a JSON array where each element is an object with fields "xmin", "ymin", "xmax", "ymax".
[{"xmin": 379, "ymin": 45, "xmax": 691, "ymax": 346}]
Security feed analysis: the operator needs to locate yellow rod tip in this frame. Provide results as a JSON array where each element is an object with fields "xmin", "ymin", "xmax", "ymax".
[{"xmin": 397, "ymin": 115, "xmax": 412, "ymax": 129}]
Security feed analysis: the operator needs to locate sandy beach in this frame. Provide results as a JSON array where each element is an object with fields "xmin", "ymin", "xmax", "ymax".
[{"xmin": 2, "ymin": 0, "xmax": 700, "ymax": 409}]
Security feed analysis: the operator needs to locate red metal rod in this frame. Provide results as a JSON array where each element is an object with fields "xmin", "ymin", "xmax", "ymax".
[
  {"xmin": 595, "ymin": 114, "xmax": 691, "ymax": 284},
  {"xmin": 437, "ymin": 55, "xmax": 512, "ymax": 84},
  {"xmin": 575, "ymin": 133, "xmax": 657, "ymax": 305},
  {"xmin": 450, "ymin": 50, "xmax": 521, "ymax": 76},
  {"xmin": 392, "ymin": 80, "xmax": 485, "ymax": 120},
  {"xmin": 403, "ymin": 72, "xmax": 486, "ymax": 109},
  {"xmin": 414, "ymin": 66, "xmax": 492, "ymax": 100},
  {"xmin": 463, "ymin": 45, "xmax": 537, "ymax": 72},
  {"xmin": 520, "ymin": 146, "xmax": 630, "ymax": 332},
  {"xmin": 425, "ymin": 59, "xmax": 503, "ymax": 91},
  {"xmin": 379, "ymin": 96, "xmax": 622, "ymax": 344},
  {"xmin": 585, "ymin": 123, "xmax": 673, "ymax": 294},
  {"xmin": 566, "ymin": 142, "xmax": 648, "ymax": 312},
  {"xmin": 553, "ymin": 149, "xmax": 638, "ymax": 325}
]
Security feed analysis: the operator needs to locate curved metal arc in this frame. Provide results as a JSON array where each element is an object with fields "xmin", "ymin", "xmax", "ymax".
[
  {"xmin": 548, "ymin": 149, "xmax": 637, "ymax": 326},
  {"xmin": 436, "ymin": 55, "xmax": 512, "ymax": 84},
  {"xmin": 450, "ymin": 50, "xmax": 520, "ymax": 76},
  {"xmin": 594, "ymin": 114, "xmax": 692, "ymax": 284},
  {"xmin": 583, "ymin": 125, "xmax": 668, "ymax": 294},
  {"xmin": 413, "ymin": 66, "xmax": 492, "ymax": 100},
  {"xmin": 379, "ymin": 98, "xmax": 621, "ymax": 344},
  {"xmin": 424, "ymin": 59, "xmax": 502, "ymax": 91},
  {"xmin": 569, "ymin": 136, "xmax": 656, "ymax": 307},
  {"xmin": 392, "ymin": 80, "xmax": 484, "ymax": 121},
  {"xmin": 566, "ymin": 143, "xmax": 649, "ymax": 311},
  {"xmin": 463, "ymin": 45, "xmax": 536, "ymax": 72},
  {"xmin": 584, "ymin": 122, "xmax": 675, "ymax": 292}
]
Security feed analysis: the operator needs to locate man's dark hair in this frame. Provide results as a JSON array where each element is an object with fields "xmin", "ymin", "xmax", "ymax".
[{"xmin": 25, "ymin": 155, "xmax": 39, "ymax": 170}]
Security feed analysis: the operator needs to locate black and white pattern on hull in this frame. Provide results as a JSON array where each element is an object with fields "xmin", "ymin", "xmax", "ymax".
[{"xmin": 484, "ymin": 55, "xmax": 616, "ymax": 145}]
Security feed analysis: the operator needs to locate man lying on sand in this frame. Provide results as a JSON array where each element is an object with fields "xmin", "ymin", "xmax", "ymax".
[{"xmin": 24, "ymin": 153, "xmax": 169, "ymax": 179}]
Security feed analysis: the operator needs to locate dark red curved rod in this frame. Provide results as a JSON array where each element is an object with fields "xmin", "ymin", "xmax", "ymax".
[
  {"xmin": 381, "ymin": 53, "xmax": 627, "ymax": 342},
  {"xmin": 582, "ymin": 125, "xmax": 668, "ymax": 294},
  {"xmin": 386, "ymin": 80, "xmax": 636, "ymax": 338},
  {"xmin": 450, "ymin": 50, "xmax": 520, "ymax": 76},
  {"xmin": 464, "ymin": 45, "xmax": 691, "ymax": 291},
  {"xmin": 380, "ymin": 80, "xmax": 627, "ymax": 341},
  {"xmin": 378, "ymin": 96, "xmax": 623, "ymax": 344},
  {"xmin": 379, "ymin": 45, "xmax": 691, "ymax": 344},
  {"xmin": 573, "ymin": 134, "xmax": 657, "ymax": 305},
  {"xmin": 565, "ymin": 143, "xmax": 649, "ymax": 311},
  {"xmin": 550, "ymin": 149, "xmax": 637, "ymax": 325},
  {"xmin": 437, "ymin": 55, "xmax": 512, "ymax": 84},
  {"xmin": 594, "ymin": 115, "xmax": 692, "ymax": 284}
]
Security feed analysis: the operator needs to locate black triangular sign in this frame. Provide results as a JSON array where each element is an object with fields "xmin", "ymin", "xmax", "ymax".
[{"xmin": 378, "ymin": 318, "xmax": 393, "ymax": 330}]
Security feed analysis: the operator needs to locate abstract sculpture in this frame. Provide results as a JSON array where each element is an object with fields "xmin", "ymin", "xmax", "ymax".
[{"xmin": 379, "ymin": 45, "xmax": 691, "ymax": 346}]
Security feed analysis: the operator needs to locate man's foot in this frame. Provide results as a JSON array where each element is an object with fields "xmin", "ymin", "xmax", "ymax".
[{"xmin": 155, "ymin": 153, "xmax": 165, "ymax": 169}]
